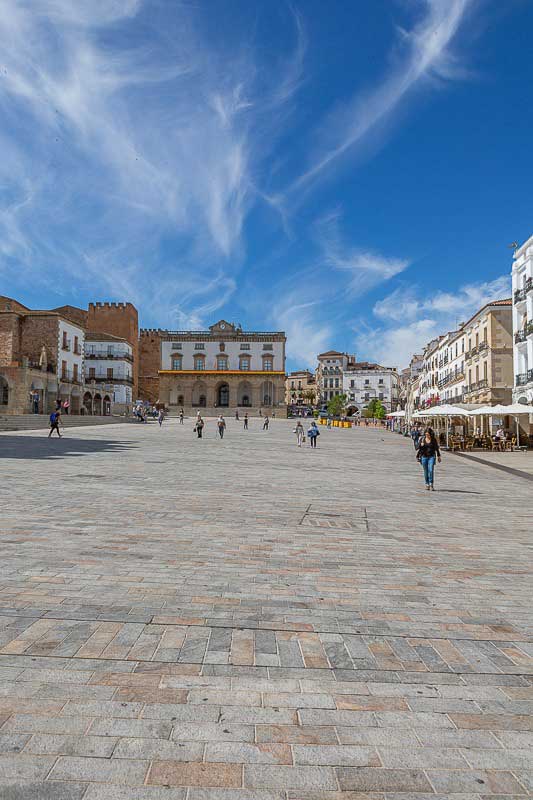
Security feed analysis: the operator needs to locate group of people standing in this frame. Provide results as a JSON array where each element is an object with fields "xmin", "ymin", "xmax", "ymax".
[{"xmin": 294, "ymin": 420, "xmax": 320, "ymax": 448}]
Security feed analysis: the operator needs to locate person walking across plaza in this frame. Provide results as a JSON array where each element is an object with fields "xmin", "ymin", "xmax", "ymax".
[
  {"xmin": 217, "ymin": 414, "xmax": 226, "ymax": 439},
  {"xmin": 194, "ymin": 415, "xmax": 204, "ymax": 439},
  {"xmin": 308, "ymin": 420, "xmax": 320, "ymax": 448},
  {"xmin": 416, "ymin": 427, "xmax": 441, "ymax": 491},
  {"xmin": 295, "ymin": 420, "xmax": 305, "ymax": 447},
  {"xmin": 158, "ymin": 407, "xmax": 165, "ymax": 427},
  {"xmin": 411, "ymin": 423, "xmax": 421, "ymax": 449},
  {"xmin": 235, "ymin": 410, "xmax": 239, "ymax": 421},
  {"xmin": 263, "ymin": 415, "xmax": 269, "ymax": 431},
  {"xmin": 48, "ymin": 408, "xmax": 63, "ymax": 438},
  {"xmin": 243, "ymin": 413, "xmax": 248, "ymax": 430},
  {"xmin": 179, "ymin": 409, "xmax": 184, "ymax": 424}
]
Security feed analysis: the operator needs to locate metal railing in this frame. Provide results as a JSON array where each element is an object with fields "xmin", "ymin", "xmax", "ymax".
[
  {"xmin": 516, "ymin": 370, "xmax": 533, "ymax": 387},
  {"xmin": 85, "ymin": 350, "xmax": 133, "ymax": 362}
]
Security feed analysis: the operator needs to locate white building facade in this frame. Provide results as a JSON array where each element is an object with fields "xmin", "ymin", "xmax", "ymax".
[
  {"xmin": 512, "ymin": 234, "xmax": 533, "ymax": 404},
  {"xmin": 316, "ymin": 351, "xmax": 352, "ymax": 404},
  {"xmin": 84, "ymin": 333, "xmax": 133, "ymax": 414},
  {"xmin": 343, "ymin": 363, "xmax": 399, "ymax": 414}
]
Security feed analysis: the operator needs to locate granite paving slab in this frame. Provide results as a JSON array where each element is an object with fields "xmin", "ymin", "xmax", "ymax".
[{"xmin": 0, "ymin": 420, "xmax": 531, "ymax": 796}]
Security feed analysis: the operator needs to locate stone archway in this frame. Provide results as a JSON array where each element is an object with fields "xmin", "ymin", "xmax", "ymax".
[
  {"xmin": 237, "ymin": 381, "xmax": 252, "ymax": 407},
  {"xmin": 0, "ymin": 375, "xmax": 9, "ymax": 407},
  {"xmin": 261, "ymin": 380, "xmax": 274, "ymax": 406},
  {"xmin": 103, "ymin": 395, "xmax": 111, "ymax": 416},
  {"xmin": 192, "ymin": 381, "xmax": 207, "ymax": 407},
  {"xmin": 346, "ymin": 405, "xmax": 359, "ymax": 417},
  {"xmin": 93, "ymin": 393, "xmax": 102, "ymax": 415},
  {"xmin": 217, "ymin": 382, "xmax": 230, "ymax": 407},
  {"xmin": 70, "ymin": 388, "xmax": 81, "ymax": 414},
  {"xmin": 83, "ymin": 392, "xmax": 93, "ymax": 415}
]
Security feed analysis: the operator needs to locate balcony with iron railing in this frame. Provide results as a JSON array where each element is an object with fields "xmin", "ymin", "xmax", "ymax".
[
  {"xmin": 87, "ymin": 373, "xmax": 134, "ymax": 385},
  {"xmin": 514, "ymin": 278, "xmax": 533, "ymax": 303},
  {"xmin": 85, "ymin": 350, "xmax": 134, "ymax": 362},
  {"xmin": 515, "ymin": 320, "xmax": 533, "ymax": 343},
  {"xmin": 59, "ymin": 369, "xmax": 82, "ymax": 385},
  {"xmin": 516, "ymin": 369, "xmax": 533, "ymax": 387},
  {"xmin": 61, "ymin": 339, "xmax": 71, "ymax": 352},
  {"xmin": 465, "ymin": 379, "xmax": 489, "ymax": 395}
]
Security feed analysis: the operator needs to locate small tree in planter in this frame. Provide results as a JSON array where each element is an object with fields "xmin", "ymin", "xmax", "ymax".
[
  {"xmin": 327, "ymin": 393, "xmax": 347, "ymax": 417},
  {"xmin": 363, "ymin": 399, "xmax": 387, "ymax": 419}
]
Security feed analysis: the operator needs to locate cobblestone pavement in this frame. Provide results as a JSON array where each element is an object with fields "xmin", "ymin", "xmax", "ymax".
[{"xmin": 0, "ymin": 419, "xmax": 532, "ymax": 799}]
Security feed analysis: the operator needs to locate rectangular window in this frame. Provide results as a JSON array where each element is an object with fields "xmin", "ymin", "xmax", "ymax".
[
  {"xmin": 173, "ymin": 343, "xmax": 182, "ymax": 349},
  {"xmin": 194, "ymin": 343, "xmax": 205, "ymax": 350},
  {"xmin": 379, "ymin": 392, "xmax": 384, "ymax": 400},
  {"xmin": 364, "ymin": 379, "xmax": 370, "ymax": 385},
  {"xmin": 73, "ymin": 364, "xmax": 78, "ymax": 382},
  {"xmin": 334, "ymin": 378, "xmax": 339, "ymax": 388},
  {"xmin": 239, "ymin": 358, "xmax": 250, "ymax": 371},
  {"xmin": 172, "ymin": 358, "xmax": 182, "ymax": 370},
  {"xmin": 62, "ymin": 331, "xmax": 67, "ymax": 348},
  {"xmin": 378, "ymin": 378, "xmax": 384, "ymax": 384},
  {"xmin": 217, "ymin": 356, "xmax": 228, "ymax": 370},
  {"xmin": 107, "ymin": 368, "xmax": 113, "ymax": 379},
  {"xmin": 263, "ymin": 358, "xmax": 273, "ymax": 371},
  {"xmin": 350, "ymin": 379, "xmax": 355, "ymax": 388},
  {"xmin": 364, "ymin": 392, "xmax": 370, "ymax": 401},
  {"xmin": 263, "ymin": 344, "xmax": 273, "ymax": 350},
  {"xmin": 74, "ymin": 336, "xmax": 79, "ymax": 354},
  {"xmin": 194, "ymin": 357, "xmax": 205, "ymax": 370},
  {"xmin": 61, "ymin": 360, "xmax": 67, "ymax": 379},
  {"xmin": 240, "ymin": 343, "xmax": 250, "ymax": 350},
  {"xmin": 89, "ymin": 367, "xmax": 95, "ymax": 378}
]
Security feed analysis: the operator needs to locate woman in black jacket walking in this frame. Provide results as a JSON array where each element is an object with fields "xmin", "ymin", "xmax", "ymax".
[{"xmin": 416, "ymin": 427, "xmax": 441, "ymax": 491}]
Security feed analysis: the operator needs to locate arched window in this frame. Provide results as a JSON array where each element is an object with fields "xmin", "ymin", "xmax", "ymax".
[
  {"xmin": 217, "ymin": 355, "xmax": 228, "ymax": 371},
  {"xmin": 171, "ymin": 355, "xmax": 182, "ymax": 370},
  {"xmin": 0, "ymin": 376, "xmax": 8, "ymax": 405},
  {"xmin": 262, "ymin": 356, "xmax": 273, "ymax": 371},
  {"xmin": 194, "ymin": 354, "xmax": 205, "ymax": 371}
]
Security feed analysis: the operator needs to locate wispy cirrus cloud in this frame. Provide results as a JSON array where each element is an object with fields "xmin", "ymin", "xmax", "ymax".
[
  {"xmin": 316, "ymin": 210, "xmax": 410, "ymax": 295},
  {"xmin": 0, "ymin": 0, "xmax": 306, "ymax": 323},
  {"xmin": 359, "ymin": 274, "xmax": 511, "ymax": 367},
  {"xmin": 291, "ymin": 0, "xmax": 474, "ymax": 191}
]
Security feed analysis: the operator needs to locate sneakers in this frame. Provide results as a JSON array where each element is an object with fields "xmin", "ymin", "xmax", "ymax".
[
  {"xmin": 425, "ymin": 485, "xmax": 430, "ymax": 490},
  {"xmin": 430, "ymin": 485, "xmax": 435, "ymax": 491}
]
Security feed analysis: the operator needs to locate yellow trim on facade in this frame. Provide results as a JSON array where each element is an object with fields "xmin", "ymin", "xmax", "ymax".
[{"xmin": 158, "ymin": 370, "xmax": 285, "ymax": 375}]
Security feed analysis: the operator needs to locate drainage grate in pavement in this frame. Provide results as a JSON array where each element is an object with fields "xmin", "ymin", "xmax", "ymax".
[{"xmin": 299, "ymin": 504, "xmax": 369, "ymax": 531}]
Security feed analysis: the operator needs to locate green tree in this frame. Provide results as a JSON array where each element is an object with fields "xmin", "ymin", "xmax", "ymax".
[
  {"xmin": 363, "ymin": 398, "xmax": 386, "ymax": 419},
  {"xmin": 327, "ymin": 393, "xmax": 347, "ymax": 417}
]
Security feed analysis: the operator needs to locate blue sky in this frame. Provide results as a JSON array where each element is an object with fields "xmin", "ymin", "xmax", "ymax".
[{"xmin": 1, "ymin": 0, "xmax": 532, "ymax": 369}]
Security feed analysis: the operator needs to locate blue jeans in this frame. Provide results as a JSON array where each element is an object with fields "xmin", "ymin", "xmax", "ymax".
[{"xmin": 421, "ymin": 455, "xmax": 436, "ymax": 486}]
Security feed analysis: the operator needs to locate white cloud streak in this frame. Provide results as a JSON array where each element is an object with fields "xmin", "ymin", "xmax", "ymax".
[
  {"xmin": 291, "ymin": 0, "xmax": 474, "ymax": 191},
  {"xmin": 0, "ymin": 0, "xmax": 306, "ymax": 323},
  {"xmin": 363, "ymin": 274, "xmax": 511, "ymax": 367}
]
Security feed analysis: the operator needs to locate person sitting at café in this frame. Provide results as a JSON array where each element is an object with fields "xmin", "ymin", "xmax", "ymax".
[{"xmin": 495, "ymin": 427, "xmax": 506, "ymax": 442}]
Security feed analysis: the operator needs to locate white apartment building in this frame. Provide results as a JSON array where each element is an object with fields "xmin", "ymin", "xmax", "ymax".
[
  {"xmin": 343, "ymin": 362, "xmax": 399, "ymax": 414},
  {"xmin": 436, "ymin": 330, "xmax": 467, "ymax": 404},
  {"xmin": 512, "ymin": 234, "xmax": 533, "ymax": 404},
  {"xmin": 316, "ymin": 351, "xmax": 352, "ymax": 403},
  {"xmin": 417, "ymin": 337, "xmax": 441, "ymax": 409},
  {"xmin": 84, "ymin": 333, "xmax": 133, "ymax": 413}
]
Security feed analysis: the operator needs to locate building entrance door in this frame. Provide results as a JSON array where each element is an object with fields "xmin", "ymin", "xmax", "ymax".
[{"xmin": 218, "ymin": 384, "xmax": 229, "ymax": 407}]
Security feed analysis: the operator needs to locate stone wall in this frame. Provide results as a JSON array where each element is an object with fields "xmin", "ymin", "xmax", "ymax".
[
  {"xmin": 159, "ymin": 372, "xmax": 286, "ymax": 414},
  {"xmin": 139, "ymin": 331, "xmax": 162, "ymax": 402},
  {"xmin": 0, "ymin": 313, "xmax": 22, "ymax": 365}
]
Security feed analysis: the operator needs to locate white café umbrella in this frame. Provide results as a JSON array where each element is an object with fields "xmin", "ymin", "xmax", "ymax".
[
  {"xmin": 411, "ymin": 405, "xmax": 472, "ymax": 447},
  {"xmin": 471, "ymin": 403, "xmax": 532, "ymax": 447},
  {"xmin": 387, "ymin": 410, "xmax": 405, "ymax": 417}
]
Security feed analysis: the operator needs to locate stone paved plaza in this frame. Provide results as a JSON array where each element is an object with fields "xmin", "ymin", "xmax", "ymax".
[{"xmin": 0, "ymin": 418, "xmax": 532, "ymax": 799}]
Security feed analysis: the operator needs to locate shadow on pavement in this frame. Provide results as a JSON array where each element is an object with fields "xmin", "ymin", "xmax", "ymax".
[
  {"xmin": 437, "ymin": 489, "xmax": 483, "ymax": 494},
  {"xmin": 0, "ymin": 435, "xmax": 136, "ymax": 460}
]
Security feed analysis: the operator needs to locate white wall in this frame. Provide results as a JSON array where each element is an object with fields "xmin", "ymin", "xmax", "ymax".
[
  {"xmin": 58, "ymin": 320, "xmax": 84, "ymax": 378},
  {"xmin": 161, "ymin": 339, "xmax": 284, "ymax": 371}
]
